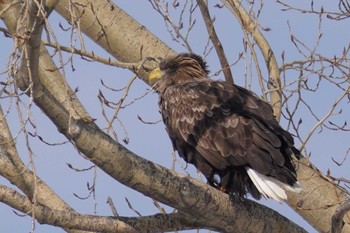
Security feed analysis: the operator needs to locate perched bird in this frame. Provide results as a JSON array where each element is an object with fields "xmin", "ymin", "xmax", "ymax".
[{"xmin": 149, "ymin": 53, "xmax": 301, "ymax": 202}]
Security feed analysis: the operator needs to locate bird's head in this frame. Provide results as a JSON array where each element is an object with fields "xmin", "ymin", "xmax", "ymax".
[{"xmin": 149, "ymin": 53, "xmax": 210, "ymax": 90}]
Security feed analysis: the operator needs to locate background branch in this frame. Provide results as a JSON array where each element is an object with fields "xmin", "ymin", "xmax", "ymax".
[
  {"xmin": 222, "ymin": 0, "xmax": 282, "ymax": 120},
  {"xmin": 197, "ymin": 0, "xmax": 234, "ymax": 83}
]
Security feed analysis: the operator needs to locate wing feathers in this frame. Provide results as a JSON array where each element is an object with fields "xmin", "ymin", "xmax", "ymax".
[{"xmin": 159, "ymin": 76, "xmax": 300, "ymax": 200}]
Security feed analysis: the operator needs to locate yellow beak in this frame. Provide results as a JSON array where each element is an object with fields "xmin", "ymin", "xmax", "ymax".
[{"xmin": 148, "ymin": 67, "xmax": 162, "ymax": 83}]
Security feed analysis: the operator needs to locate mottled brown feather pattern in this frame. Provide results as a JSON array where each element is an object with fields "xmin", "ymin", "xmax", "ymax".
[{"xmin": 154, "ymin": 53, "xmax": 299, "ymax": 199}]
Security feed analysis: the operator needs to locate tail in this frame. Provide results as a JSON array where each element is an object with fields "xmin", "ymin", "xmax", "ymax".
[{"xmin": 246, "ymin": 167, "xmax": 302, "ymax": 203}]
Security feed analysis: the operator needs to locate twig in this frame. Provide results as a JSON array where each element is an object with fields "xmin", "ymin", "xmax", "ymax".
[
  {"xmin": 125, "ymin": 197, "xmax": 142, "ymax": 217},
  {"xmin": 44, "ymin": 41, "xmax": 142, "ymax": 69},
  {"xmin": 0, "ymin": 27, "xmax": 11, "ymax": 37},
  {"xmin": 107, "ymin": 197, "xmax": 119, "ymax": 217},
  {"xmin": 300, "ymin": 82, "xmax": 350, "ymax": 151},
  {"xmin": 148, "ymin": 0, "xmax": 195, "ymax": 52},
  {"xmin": 277, "ymin": 0, "xmax": 350, "ymax": 21}
]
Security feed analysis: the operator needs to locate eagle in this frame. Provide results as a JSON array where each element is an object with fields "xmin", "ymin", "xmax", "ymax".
[{"xmin": 149, "ymin": 53, "xmax": 301, "ymax": 202}]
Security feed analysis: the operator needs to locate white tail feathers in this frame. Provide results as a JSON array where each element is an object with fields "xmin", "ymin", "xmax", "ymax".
[{"xmin": 246, "ymin": 167, "xmax": 302, "ymax": 203}]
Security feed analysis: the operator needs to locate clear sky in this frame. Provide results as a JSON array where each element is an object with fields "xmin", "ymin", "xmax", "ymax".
[{"xmin": 1, "ymin": 1, "xmax": 349, "ymax": 233}]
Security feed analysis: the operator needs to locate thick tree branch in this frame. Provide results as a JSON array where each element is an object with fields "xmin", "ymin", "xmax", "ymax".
[
  {"xmin": 286, "ymin": 158, "xmax": 350, "ymax": 232},
  {"xmin": 0, "ymin": 185, "xmax": 196, "ymax": 232},
  {"xmin": 3, "ymin": 102, "xmax": 189, "ymax": 233}
]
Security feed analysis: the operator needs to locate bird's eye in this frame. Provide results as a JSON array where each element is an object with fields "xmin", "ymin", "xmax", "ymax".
[
  {"xmin": 169, "ymin": 60, "xmax": 178, "ymax": 69},
  {"xmin": 160, "ymin": 60, "xmax": 178, "ymax": 73}
]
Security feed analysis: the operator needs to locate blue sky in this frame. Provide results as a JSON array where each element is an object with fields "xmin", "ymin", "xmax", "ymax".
[{"xmin": 1, "ymin": 1, "xmax": 349, "ymax": 232}]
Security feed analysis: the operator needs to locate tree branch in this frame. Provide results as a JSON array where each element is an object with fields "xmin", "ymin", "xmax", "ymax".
[
  {"xmin": 0, "ymin": 185, "xmax": 196, "ymax": 232},
  {"xmin": 0, "ymin": 1, "xmax": 90, "ymax": 232},
  {"xmin": 43, "ymin": 41, "xmax": 146, "ymax": 69},
  {"xmin": 0, "ymin": 100, "xmax": 87, "ymax": 233},
  {"xmin": 332, "ymin": 200, "xmax": 350, "ymax": 233},
  {"xmin": 15, "ymin": 0, "xmax": 59, "ymax": 91},
  {"xmin": 1, "ymin": 0, "xmax": 92, "ymax": 122},
  {"xmin": 222, "ymin": 0, "xmax": 282, "ymax": 120},
  {"xmin": 197, "ymin": 0, "xmax": 234, "ymax": 83}
]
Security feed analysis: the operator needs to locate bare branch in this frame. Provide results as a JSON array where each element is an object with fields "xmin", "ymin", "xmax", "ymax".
[
  {"xmin": 277, "ymin": 0, "xmax": 350, "ymax": 21},
  {"xmin": 107, "ymin": 197, "xmax": 119, "ymax": 217},
  {"xmin": 300, "ymin": 82, "xmax": 350, "ymax": 151},
  {"xmin": 44, "ymin": 41, "xmax": 144, "ymax": 69},
  {"xmin": 197, "ymin": 0, "xmax": 234, "ymax": 83},
  {"xmin": 332, "ymin": 200, "xmax": 350, "ymax": 233},
  {"xmin": 148, "ymin": 0, "xmax": 196, "ymax": 52},
  {"xmin": 0, "ymin": 105, "xmax": 84, "ymax": 233},
  {"xmin": 0, "ymin": 185, "xmax": 193, "ymax": 233},
  {"xmin": 222, "ymin": 0, "xmax": 282, "ymax": 120}
]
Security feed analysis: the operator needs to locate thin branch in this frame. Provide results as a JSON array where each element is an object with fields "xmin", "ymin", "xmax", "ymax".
[
  {"xmin": 44, "ymin": 41, "xmax": 143, "ymax": 69},
  {"xmin": 222, "ymin": 0, "xmax": 282, "ymax": 121},
  {"xmin": 0, "ymin": 105, "xmax": 82, "ymax": 233},
  {"xmin": 0, "ymin": 26, "xmax": 11, "ymax": 37},
  {"xmin": 277, "ymin": 0, "xmax": 350, "ymax": 21},
  {"xmin": 125, "ymin": 197, "xmax": 142, "ymax": 217},
  {"xmin": 300, "ymin": 82, "xmax": 350, "ymax": 151},
  {"xmin": 148, "ymin": 0, "xmax": 194, "ymax": 52},
  {"xmin": 1, "ymin": 1, "xmax": 348, "ymax": 232},
  {"xmin": 243, "ymin": 32, "xmax": 267, "ymax": 101},
  {"xmin": 107, "ymin": 197, "xmax": 119, "ymax": 217},
  {"xmin": 197, "ymin": 0, "xmax": 234, "ymax": 83}
]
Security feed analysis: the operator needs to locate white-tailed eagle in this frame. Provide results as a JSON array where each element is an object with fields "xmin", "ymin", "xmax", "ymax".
[{"xmin": 149, "ymin": 53, "xmax": 301, "ymax": 202}]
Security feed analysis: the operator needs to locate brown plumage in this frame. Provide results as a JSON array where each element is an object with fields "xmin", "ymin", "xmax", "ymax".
[{"xmin": 149, "ymin": 53, "xmax": 301, "ymax": 201}]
